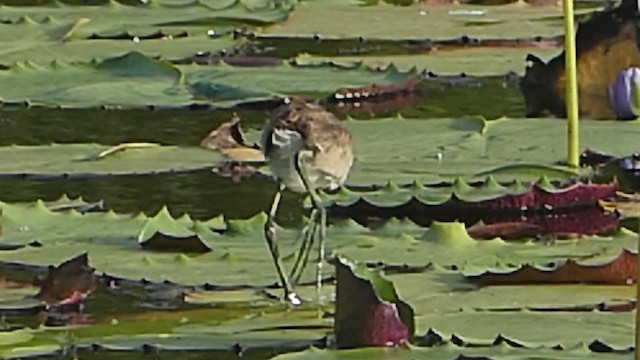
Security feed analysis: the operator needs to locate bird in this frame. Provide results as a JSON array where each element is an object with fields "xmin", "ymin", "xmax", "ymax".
[{"xmin": 260, "ymin": 97, "xmax": 354, "ymax": 305}]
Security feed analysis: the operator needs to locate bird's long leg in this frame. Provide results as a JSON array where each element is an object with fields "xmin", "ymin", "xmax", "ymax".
[
  {"xmin": 264, "ymin": 181, "xmax": 301, "ymax": 305},
  {"xmin": 294, "ymin": 152, "xmax": 327, "ymax": 298},
  {"xmin": 316, "ymin": 202, "xmax": 327, "ymax": 294},
  {"xmin": 289, "ymin": 207, "xmax": 318, "ymax": 284}
]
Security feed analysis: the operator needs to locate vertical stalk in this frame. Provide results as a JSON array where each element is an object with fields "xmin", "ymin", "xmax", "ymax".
[
  {"xmin": 563, "ymin": 0, "xmax": 579, "ymax": 168},
  {"xmin": 636, "ymin": 191, "xmax": 640, "ymax": 360}
]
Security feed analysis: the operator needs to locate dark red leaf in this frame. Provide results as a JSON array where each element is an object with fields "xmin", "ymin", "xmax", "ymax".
[
  {"xmin": 466, "ymin": 249, "xmax": 637, "ymax": 285},
  {"xmin": 334, "ymin": 257, "xmax": 414, "ymax": 348}
]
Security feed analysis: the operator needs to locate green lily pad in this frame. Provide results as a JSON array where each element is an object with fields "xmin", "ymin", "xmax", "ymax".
[
  {"xmin": 0, "ymin": 52, "xmax": 412, "ymax": 108},
  {"xmin": 293, "ymin": 47, "xmax": 560, "ymax": 76},
  {"xmin": 262, "ymin": 2, "xmax": 597, "ymax": 40},
  {"xmin": 138, "ymin": 206, "xmax": 219, "ymax": 253},
  {"xmin": 0, "ymin": 307, "xmax": 327, "ymax": 358},
  {"xmin": 0, "ymin": 200, "xmax": 637, "ymax": 287},
  {"xmin": 0, "ymin": 329, "xmax": 35, "ymax": 349},
  {"xmin": 0, "ymin": 143, "xmax": 221, "ymax": 178},
  {"xmin": 268, "ymin": 344, "xmax": 632, "ymax": 360},
  {"xmin": 6, "ymin": 117, "xmax": 640, "ymax": 184}
]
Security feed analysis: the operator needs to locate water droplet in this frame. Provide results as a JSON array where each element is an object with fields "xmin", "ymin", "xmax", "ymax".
[{"xmin": 132, "ymin": 36, "xmax": 140, "ymax": 43}]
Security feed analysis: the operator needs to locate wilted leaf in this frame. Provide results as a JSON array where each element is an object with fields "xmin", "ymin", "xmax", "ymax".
[
  {"xmin": 334, "ymin": 256, "xmax": 414, "ymax": 348},
  {"xmin": 200, "ymin": 113, "xmax": 248, "ymax": 151}
]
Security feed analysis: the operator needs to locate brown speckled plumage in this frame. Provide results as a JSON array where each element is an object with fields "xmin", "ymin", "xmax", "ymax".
[
  {"xmin": 261, "ymin": 97, "xmax": 354, "ymax": 193},
  {"xmin": 260, "ymin": 97, "xmax": 354, "ymax": 304}
]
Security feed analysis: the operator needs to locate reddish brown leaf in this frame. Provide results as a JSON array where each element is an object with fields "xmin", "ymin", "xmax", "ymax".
[
  {"xmin": 331, "ymin": 91, "xmax": 423, "ymax": 118},
  {"xmin": 335, "ymin": 257, "xmax": 414, "ymax": 348},
  {"xmin": 200, "ymin": 113, "xmax": 248, "ymax": 151},
  {"xmin": 328, "ymin": 78, "xmax": 421, "ymax": 104},
  {"xmin": 466, "ymin": 249, "xmax": 637, "ymax": 285},
  {"xmin": 475, "ymin": 181, "xmax": 618, "ymax": 210},
  {"xmin": 468, "ymin": 222, "xmax": 543, "ymax": 240},
  {"xmin": 36, "ymin": 253, "xmax": 96, "ymax": 306}
]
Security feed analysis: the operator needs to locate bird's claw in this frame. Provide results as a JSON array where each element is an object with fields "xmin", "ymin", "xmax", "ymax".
[{"xmin": 286, "ymin": 292, "xmax": 303, "ymax": 306}]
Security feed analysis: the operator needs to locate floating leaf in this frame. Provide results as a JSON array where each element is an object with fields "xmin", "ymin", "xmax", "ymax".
[
  {"xmin": 465, "ymin": 249, "xmax": 638, "ymax": 285},
  {"xmin": 0, "ymin": 143, "xmax": 221, "ymax": 178},
  {"xmin": 0, "ymin": 0, "xmax": 290, "ymax": 64},
  {"xmin": 269, "ymin": 345, "xmax": 633, "ymax": 360},
  {"xmin": 0, "ymin": 52, "xmax": 412, "ymax": 108},
  {"xmin": 263, "ymin": 2, "xmax": 594, "ymax": 40},
  {"xmin": 138, "ymin": 206, "xmax": 218, "ymax": 253}
]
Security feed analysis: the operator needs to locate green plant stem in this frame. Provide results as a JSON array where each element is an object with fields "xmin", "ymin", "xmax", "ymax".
[
  {"xmin": 563, "ymin": 0, "xmax": 579, "ymax": 168},
  {"xmin": 636, "ymin": 191, "xmax": 640, "ymax": 360}
]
